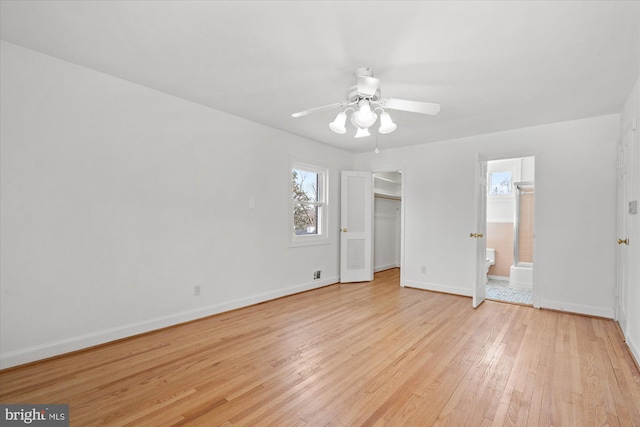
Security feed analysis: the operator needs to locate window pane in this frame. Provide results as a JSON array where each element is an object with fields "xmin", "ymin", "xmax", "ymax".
[
  {"xmin": 489, "ymin": 171, "xmax": 512, "ymax": 195},
  {"xmin": 293, "ymin": 202, "xmax": 319, "ymax": 235},
  {"xmin": 292, "ymin": 169, "xmax": 319, "ymax": 202}
]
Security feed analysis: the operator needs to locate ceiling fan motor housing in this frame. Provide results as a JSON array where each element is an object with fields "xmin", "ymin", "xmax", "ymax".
[
  {"xmin": 355, "ymin": 67, "xmax": 374, "ymax": 77},
  {"xmin": 348, "ymin": 86, "xmax": 381, "ymax": 103}
]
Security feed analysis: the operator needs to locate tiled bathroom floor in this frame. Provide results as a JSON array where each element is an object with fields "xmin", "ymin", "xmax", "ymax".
[{"xmin": 486, "ymin": 279, "xmax": 532, "ymax": 305}]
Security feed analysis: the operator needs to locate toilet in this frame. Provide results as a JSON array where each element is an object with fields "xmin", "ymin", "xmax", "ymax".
[{"xmin": 485, "ymin": 248, "xmax": 496, "ymax": 284}]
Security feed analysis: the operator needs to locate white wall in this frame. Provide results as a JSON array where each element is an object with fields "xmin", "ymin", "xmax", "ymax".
[
  {"xmin": 522, "ymin": 157, "xmax": 535, "ymax": 182},
  {"xmin": 0, "ymin": 41, "xmax": 353, "ymax": 368},
  {"xmin": 619, "ymin": 77, "xmax": 640, "ymax": 365},
  {"xmin": 355, "ymin": 114, "xmax": 619, "ymax": 318}
]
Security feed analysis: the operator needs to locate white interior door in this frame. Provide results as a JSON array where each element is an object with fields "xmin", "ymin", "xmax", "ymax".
[
  {"xmin": 616, "ymin": 127, "xmax": 633, "ymax": 330},
  {"xmin": 473, "ymin": 154, "xmax": 488, "ymax": 308},
  {"xmin": 340, "ymin": 171, "xmax": 373, "ymax": 283}
]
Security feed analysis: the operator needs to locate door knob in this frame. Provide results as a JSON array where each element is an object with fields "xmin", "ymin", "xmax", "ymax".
[
  {"xmin": 618, "ymin": 238, "xmax": 629, "ymax": 245},
  {"xmin": 470, "ymin": 233, "xmax": 476, "ymax": 238},
  {"xmin": 342, "ymin": 228, "xmax": 348, "ymax": 233}
]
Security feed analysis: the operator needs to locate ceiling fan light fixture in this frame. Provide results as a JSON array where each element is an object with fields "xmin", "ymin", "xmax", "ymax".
[
  {"xmin": 354, "ymin": 127, "xmax": 371, "ymax": 138},
  {"xmin": 378, "ymin": 112, "xmax": 397, "ymax": 134},
  {"xmin": 329, "ymin": 111, "xmax": 347, "ymax": 134},
  {"xmin": 353, "ymin": 100, "xmax": 378, "ymax": 128}
]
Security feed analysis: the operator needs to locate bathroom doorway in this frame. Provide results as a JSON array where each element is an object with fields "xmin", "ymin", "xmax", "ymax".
[
  {"xmin": 485, "ymin": 157, "xmax": 534, "ymax": 305},
  {"xmin": 372, "ymin": 171, "xmax": 402, "ymax": 275}
]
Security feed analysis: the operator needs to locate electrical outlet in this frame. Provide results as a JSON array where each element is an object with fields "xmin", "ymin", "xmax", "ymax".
[
  {"xmin": 313, "ymin": 270, "xmax": 321, "ymax": 280},
  {"xmin": 194, "ymin": 285, "xmax": 201, "ymax": 296}
]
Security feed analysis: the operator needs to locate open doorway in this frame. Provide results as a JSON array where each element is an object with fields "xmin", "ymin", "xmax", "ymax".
[
  {"xmin": 373, "ymin": 171, "xmax": 402, "ymax": 274},
  {"xmin": 485, "ymin": 157, "xmax": 534, "ymax": 305}
]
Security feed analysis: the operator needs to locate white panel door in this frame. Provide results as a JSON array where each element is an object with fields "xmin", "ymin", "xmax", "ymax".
[
  {"xmin": 616, "ymin": 126, "xmax": 634, "ymax": 330},
  {"xmin": 473, "ymin": 153, "xmax": 488, "ymax": 308},
  {"xmin": 340, "ymin": 171, "xmax": 373, "ymax": 283}
]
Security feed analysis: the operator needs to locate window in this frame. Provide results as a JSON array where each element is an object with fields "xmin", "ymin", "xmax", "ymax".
[
  {"xmin": 487, "ymin": 159, "xmax": 521, "ymax": 199},
  {"xmin": 489, "ymin": 171, "xmax": 513, "ymax": 195},
  {"xmin": 290, "ymin": 160, "xmax": 329, "ymax": 246}
]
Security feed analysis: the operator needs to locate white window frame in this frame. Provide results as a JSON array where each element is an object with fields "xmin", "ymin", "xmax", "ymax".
[{"xmin": 289, "ymin": 159, "xmax": 330, "ymax": 247}]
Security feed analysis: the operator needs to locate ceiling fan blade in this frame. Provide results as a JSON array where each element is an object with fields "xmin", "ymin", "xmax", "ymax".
[
  {"xmin": 357, "ymin": 76, "xmax": 380, "ymax": 97},
  {"xmin": 291, "ymin": 101, "xmax": 348, "ymax": 118},
  {"xmin": 379, "ymin": 98, "xmax": 441, "ymax": 115}
]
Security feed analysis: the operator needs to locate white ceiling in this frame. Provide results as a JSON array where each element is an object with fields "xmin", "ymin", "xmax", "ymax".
[{"xmin": 1, "ymin": 1, "xmax": 638, "ymax": 153}]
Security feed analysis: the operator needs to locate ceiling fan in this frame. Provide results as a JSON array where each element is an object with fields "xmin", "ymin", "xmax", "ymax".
[{"xmin": 292, "ymin": 68, "xmax": 440, "ymax": 138}]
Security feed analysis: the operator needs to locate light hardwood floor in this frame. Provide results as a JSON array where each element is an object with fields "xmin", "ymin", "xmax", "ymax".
[{"xmin": 1, "ymin": 268, "xmax": 639, "ymax": 426}]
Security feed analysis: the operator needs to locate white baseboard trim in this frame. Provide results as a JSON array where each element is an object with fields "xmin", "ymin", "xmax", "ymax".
[
  {"xmin": 627, "ymin": 336, "xmax": 640, "ymax": 370},
  {"xmin": 374, "ymin": 263, "xmax": 399, "ymax": 272},
  {"xmin": 488, "ymin": 275, "xmax": 509, "ymax": 281},
  {"xmin": 537, "ymin": 298, "xmax": 614, "ymax": 319},
  {"xmin": 0, "ymin": 276, "xmax": 338, "ymax": 370},
  {"xmin": 403, "ymin": 280, "xmax": 472, "ymax": 297}
]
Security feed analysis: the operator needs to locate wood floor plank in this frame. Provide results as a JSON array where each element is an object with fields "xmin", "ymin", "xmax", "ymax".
[{"xmin": 1, "ymin": 268, "xmax": 639, "ymax": 426}]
